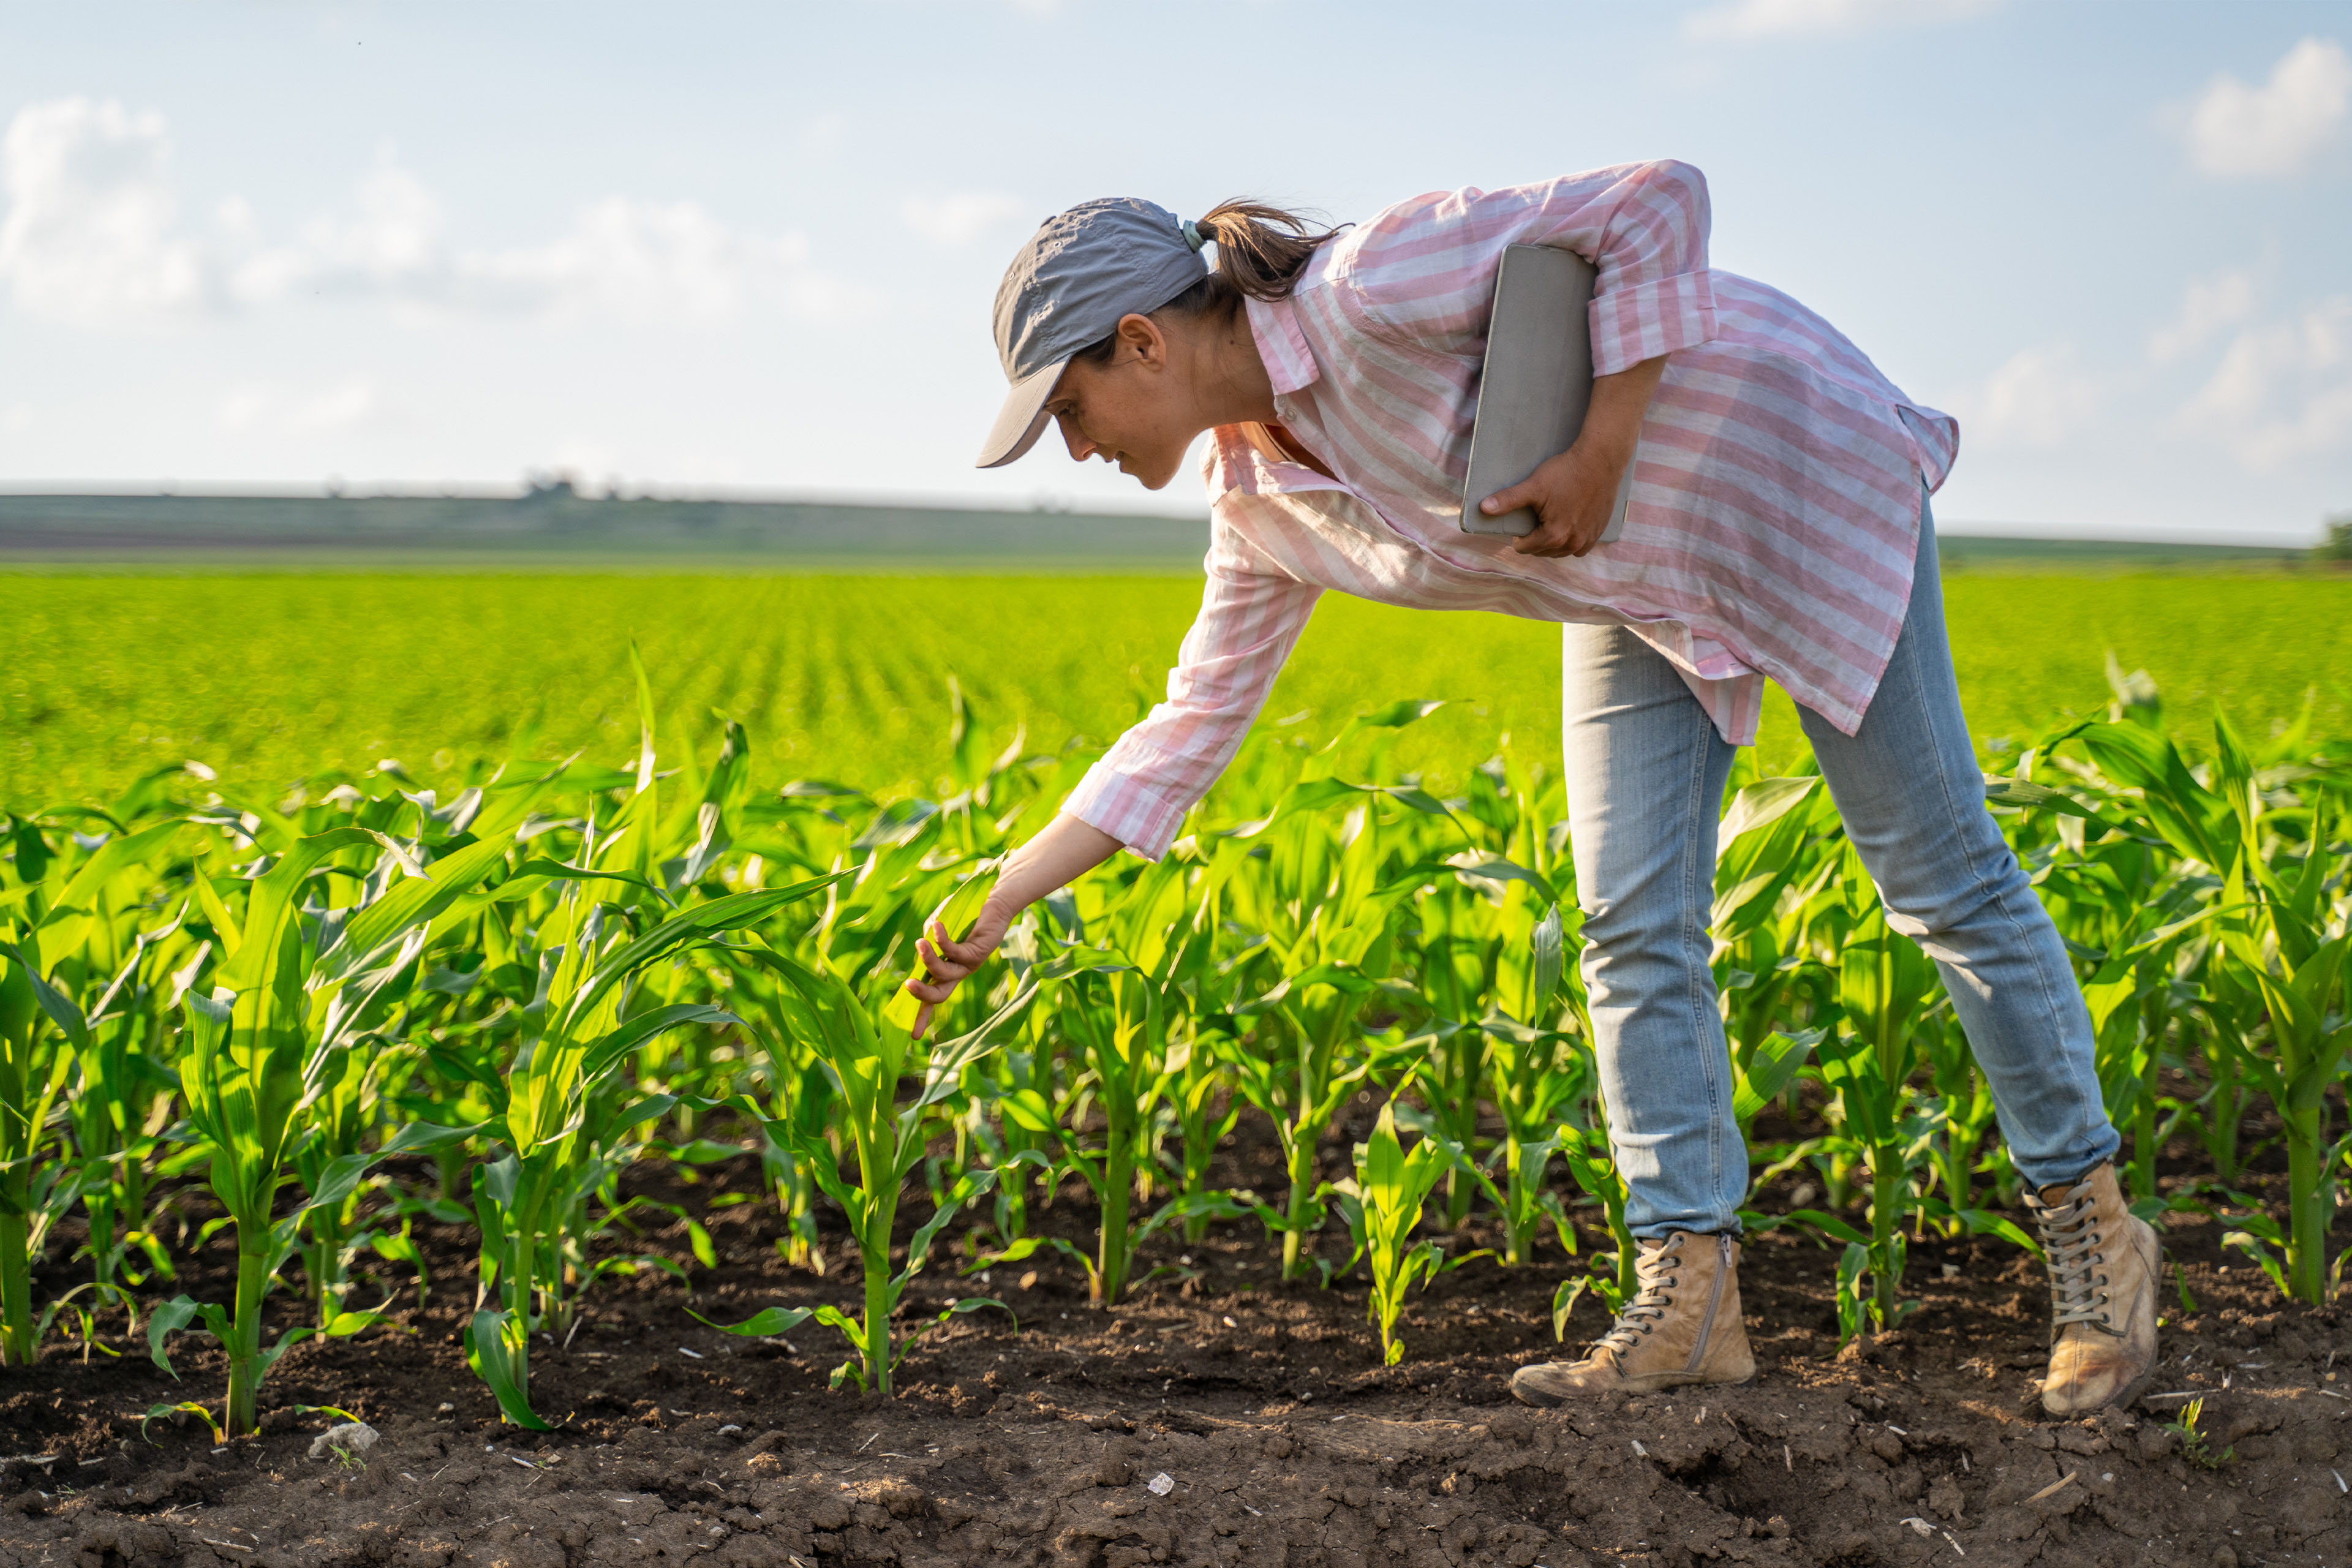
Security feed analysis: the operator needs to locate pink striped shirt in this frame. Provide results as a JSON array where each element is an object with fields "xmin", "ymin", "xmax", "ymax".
[{"xmin": 1063, "ymin": 160, "xmax": 1959, "ymax": 861}]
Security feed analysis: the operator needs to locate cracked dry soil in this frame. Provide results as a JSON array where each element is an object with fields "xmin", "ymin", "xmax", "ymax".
[{"xmin": 6, "ymin": 1142, "xmax": 2352, "ymax": 1568}]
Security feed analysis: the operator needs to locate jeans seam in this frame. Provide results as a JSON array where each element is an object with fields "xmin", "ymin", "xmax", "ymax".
[{"xmin": 1682, "ymin": 708, "xmax": 1727, "ymax": 1229}]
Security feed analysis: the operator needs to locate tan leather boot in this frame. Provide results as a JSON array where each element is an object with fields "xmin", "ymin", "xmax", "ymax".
[
  {"xmin": 2023, "ymin": 1163, "xmax": 2159, "ymax": 1417},
  {"xmin": 1510, "ymin": 1231, "xmax": 1755, "ymax": 1405}
]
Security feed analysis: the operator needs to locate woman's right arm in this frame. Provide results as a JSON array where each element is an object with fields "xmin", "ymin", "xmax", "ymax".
[{"xmin": 902, "ymin": 511, "xmax": 1321, "ymax": 1034}]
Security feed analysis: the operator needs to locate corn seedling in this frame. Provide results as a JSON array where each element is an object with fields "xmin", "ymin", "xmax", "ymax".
[
  {"xmin": 704, "ymin": 940, "xmax": 1031, "ymax": 1392},
  {"xmin": 1325, "ymin": 1099, "xmax": 1457, "ymax": 1363},
  {"xmin": 464, "ymin": 861, "xmax": 842, "ymax": 1426},
  {"xmin": 2167, "ymin": 1396, "xmax": 2233, "ymax": 1469}
]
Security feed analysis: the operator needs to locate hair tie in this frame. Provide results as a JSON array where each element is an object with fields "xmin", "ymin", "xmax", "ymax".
[{"xmin": 1179, "ymin": 217, "xmax": 1208, "ymax": 254}]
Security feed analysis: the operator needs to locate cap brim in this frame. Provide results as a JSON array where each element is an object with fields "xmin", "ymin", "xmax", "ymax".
[{"xmin": 975, "ymin": 356, "xmax": 1068, "ymax": 469}]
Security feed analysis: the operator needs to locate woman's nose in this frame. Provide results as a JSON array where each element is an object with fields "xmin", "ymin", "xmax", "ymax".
[{"xmin": 1057, "ymin": 413, "xmax": 1096, "ymax": 461}]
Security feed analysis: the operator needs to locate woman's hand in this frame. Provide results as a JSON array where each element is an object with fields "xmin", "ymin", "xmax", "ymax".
[
  {"xmin": 900, "ymin": 813, "xmax": 1123, "ymax": 1038},
  {"xmin": 1482, "ymin": 440, "xmax": 1632, "ymax": 559},
  {"xmin": 905, "ymin": 892, "xmax": 1019, "ymax": 1042},
  {"xmin": 1477, "ymin": 353, "xmax": 1669, "ymax": 559}
]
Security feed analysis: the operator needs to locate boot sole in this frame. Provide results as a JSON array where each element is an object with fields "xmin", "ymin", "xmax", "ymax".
[
  {"xmin": 1511, "ymin": 1371, "xmax": 1755, "ymax": 1409},
  {"xmin": 2042, "ymin": 1362, "xmax": 2157, "ymax": 1419}
]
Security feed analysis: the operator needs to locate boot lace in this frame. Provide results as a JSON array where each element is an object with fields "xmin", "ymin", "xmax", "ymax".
[
  {"xmin": 1593, "ymin": 1238, "xmax": 1683, "ymax": 1359},
  {"xmin": 2029, "ymin": 1179, "xmax": 2117, "ymax": 1335}
]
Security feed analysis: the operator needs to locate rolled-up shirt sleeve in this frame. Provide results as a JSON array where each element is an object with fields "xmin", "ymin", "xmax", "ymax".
[
  {"xmin": 1061, "ymin": 514, "xmax": 1321, "ymax": 861},
  {"xmin": 1343, "ymin": 159, "xmax": 1717, "ymax": 375}
]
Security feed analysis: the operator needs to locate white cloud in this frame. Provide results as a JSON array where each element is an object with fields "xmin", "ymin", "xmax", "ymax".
[
  {"xmin": 1683, "ymin": 0, "xmax": 1998, "ymax": 42},
  {"xmin": 0, "ymin": 97, "xmax": 213, "ymax": 322},
  {"xmin": 0, "ymin": 98, "xmax": 864, "ymax": 328},
  {"xmin": 1950, "ymin": 344, "xmax": 2102, "ymax": 450},
  {"xmin": 456, "ymin": 198, "xmax": 826, "ymax": 321},
  {"xmin": 2179, "ymin": 295, "xmax": 2352, "ymax": 467},
  {"xmin": 901, "ymin": 191, "xmax": 1022, "ymax": 248},
  {"xmin": 2183, "ymin": 37, "xmax": 2351, "ymax": 178},
  {"xmin": 2149, "ymin": 266, "xmax": 2256, "ymax": 364}
]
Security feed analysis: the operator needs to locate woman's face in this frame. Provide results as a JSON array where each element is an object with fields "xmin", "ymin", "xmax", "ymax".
[{"xmin": 1044, "ymin": 312, "xmax": 1197, "ymax": 491}]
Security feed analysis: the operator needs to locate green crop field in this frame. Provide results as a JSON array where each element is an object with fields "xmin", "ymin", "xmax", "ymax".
[
  {"xmin": 6, "ymin": 570, "xmax": 2348, "ymax": 812},
  {"xmin": 3, "ymin": 557, "xmax": 2350, "ymax": 1437}
]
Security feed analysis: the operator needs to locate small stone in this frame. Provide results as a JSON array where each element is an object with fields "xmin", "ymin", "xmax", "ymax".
[
  {"xmin": 435, "ymin": 1403, "xmax": 455, "ymax": 1416},
  {"xmin": 1147, "ymin": 1472, "xmax": 1174, "ymax": 1496},
  {"xmin": 307, "ymin": 1422, "xmax": 380, "ymax": 1460}
]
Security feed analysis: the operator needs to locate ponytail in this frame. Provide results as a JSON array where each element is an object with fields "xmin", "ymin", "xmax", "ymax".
[
  {"xmin": 1192, "ymin": 200, "xmax": 1340, "ymax": 304},
  {"xmin": 1071, "ymin": 198, "xmax": 1343, "ymax": 366}
]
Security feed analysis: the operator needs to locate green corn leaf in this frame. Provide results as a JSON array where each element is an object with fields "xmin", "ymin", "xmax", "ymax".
[
  {"xmin": 1732, "ymin": 1030, "xmax": 1820, "ymax": 1122},
  {"xmin": 1716, "ymin": 775, "xmax": 1822, "ymax": 846},
  {"xmin": 1551, "ymin": 1275, "xmax": 1595, "ymax": 1341},
  {"xmin": 690, "ymin": 1305, "xmax": 818, "ymax": 1338},
  {"xmin": 37, "ymin": 820, "xmax": 183, "ymax": 938},
  {"xmin": 559, "ymin": 873, "xmax": 849, "ymax": 1036},
  {"xmin": 214, "ymin": 828, "xmax": 378, "ymax": 993},
  {"xmin": 140, "ymin": 1401, "xmax": 227, "ymax": 1446},
  {"xmin": 254, "ymin": 1313, "xmax": 380, "ymax": 1381},
  {"xmin": 879, "ymin": 985, "xmax": 924, "ymax": 1033},
  {"xmin": 0, "ymin": 941, "xmax": 91, "ymax": 1048},
  {"xmin": 463, "ymin": 1308, "xmax": 554, "ymax": 1430},
  {"xmin": 146, "ymin": 1295, "xmax": 214, "ymax": 1378},
  {"xmin": 1785, "ymin": 1208, "xmax": 1872, "ymax": 1248},
  {"xmin": 311, "ymin": 832, "xmax": 517, "ymax": 984}
]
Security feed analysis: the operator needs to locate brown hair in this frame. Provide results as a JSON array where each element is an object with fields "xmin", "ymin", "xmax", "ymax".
[{"xmin": 1071, "ymin": 198, "xmax": 1342, "ymax": 367}]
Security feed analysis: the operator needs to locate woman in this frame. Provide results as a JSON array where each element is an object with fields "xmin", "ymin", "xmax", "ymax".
[{"xmin": 912, "ymin": 164, "xmax": 2154, "ymax": 1416}]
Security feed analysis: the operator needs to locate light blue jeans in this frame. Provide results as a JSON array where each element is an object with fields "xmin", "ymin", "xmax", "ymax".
[{"xmin": 1561, "ymin": 498, "xmax": 2119, "ymax": 1238}]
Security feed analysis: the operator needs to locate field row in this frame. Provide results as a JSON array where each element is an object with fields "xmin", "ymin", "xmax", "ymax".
[{"xmin": 7, "ymin": 571, "xmax": 2350, "ymax": 807}]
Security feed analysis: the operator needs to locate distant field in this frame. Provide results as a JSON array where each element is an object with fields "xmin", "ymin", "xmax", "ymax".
[{"xmin": 7, "ymin": 570, "xmax": 2347, "ymax": 812}]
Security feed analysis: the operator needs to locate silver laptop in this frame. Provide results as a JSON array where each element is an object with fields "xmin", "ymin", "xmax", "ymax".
[{"xmin": 1458, "ymin": 243, "xmax": 1635, "ymax": 542}]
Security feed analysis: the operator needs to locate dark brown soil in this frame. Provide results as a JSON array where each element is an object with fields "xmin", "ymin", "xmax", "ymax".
[{"xmin": 5, "ymin": 1123, "xmax": 2349, "ymax": 1568}]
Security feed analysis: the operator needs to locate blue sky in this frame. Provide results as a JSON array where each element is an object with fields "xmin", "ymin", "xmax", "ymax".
[{"xmin": 2, "ymin": 0, "xmax": 2347, "ymax": 541}]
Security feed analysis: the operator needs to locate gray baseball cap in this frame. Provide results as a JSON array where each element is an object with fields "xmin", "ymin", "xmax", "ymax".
[{"xmin": 977, "ymin": 197, "xmax": 1209, "ymax": 469}]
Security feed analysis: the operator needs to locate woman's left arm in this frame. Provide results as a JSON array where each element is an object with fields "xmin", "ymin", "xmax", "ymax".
[
  {"xmin": 1479, "ymin": 353, "xmax": 1668, "ymax": 559},
  {"xmin": 1343, "ymin": 160, "xmax": 1716, "ymax": 556}
]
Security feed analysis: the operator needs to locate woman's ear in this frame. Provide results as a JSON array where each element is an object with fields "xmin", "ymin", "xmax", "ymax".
[{"xmin": 1115, "ymin": 312, "xmax": 1168, "ymax": 369}]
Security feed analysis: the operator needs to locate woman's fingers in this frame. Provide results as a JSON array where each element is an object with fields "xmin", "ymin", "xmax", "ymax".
[
  {"xmin": 916, "ymin": 931, "xmax": 976, "ymax": 983},
  {"xmin": 910, "ymin": 998, "xmax": 937, "ymax": 1040},
  {"xmin": 1490, "ymin": 446, "xmax": 1618, "ymax": 557},
  {"xmin": 906, "ymin": 902, "xmax": 1018, "ymax": 1017},
  {"xmin": 1510, "ymin": 514, "xmax": 1599, "ymax": 557},
  {"xmin": 1478, "ymin": 479, "xmax": 1537, "ymax": 518}
]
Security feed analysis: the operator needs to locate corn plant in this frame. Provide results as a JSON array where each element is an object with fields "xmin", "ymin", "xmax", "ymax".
[
  {"xmin": 1813, "ymin": 881, "xmax": 1942, "ymax": 1335},
  {"xmin": 1550, "ymin": 1119, "xmax": 1635, "ymax": 1336},
  {"xmin": 703, "ymin": 940, "xmax": 1031, "ymax": 1392},
  {"xmin": 983, "ymin": 898, "xmax": 1241, "ymax": 1306},
  {"xmin": 1214, "ymin": 794, "xmax": 1419, "ymax": 1281},
  {"xmin": 1324, "ymin": 1099, "xmax": 1455, "ymax": 1364},
  {"xmin": 463, "ymin": 865, "xmax": 842, "ymax": 1425},
  {"xmin": 1478, "ymin": 902, "xmax": 1591, "ymax": 1266},
  {"xmin": 147, "ymin": 827, "xmax": 511, "ymax": 1434},
  {"xmin": 0, "ymin": 940, "xmax": 81, "ymax": 1365},
  {"xmin": 2052, "ymin": 713, "xmax": 2351, "ymax": 1301}
]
